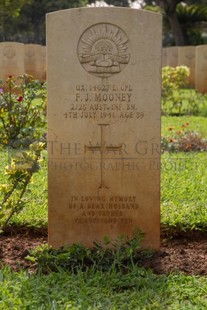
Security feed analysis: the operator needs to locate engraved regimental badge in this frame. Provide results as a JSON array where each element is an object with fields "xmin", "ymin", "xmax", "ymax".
[
  {"xmin": 4, "ymin": 46, "xmax": 16, "ymax": 59},
  {"xmin": 78, "ymin": 23, "xmax": 130, "ymax": 78}
]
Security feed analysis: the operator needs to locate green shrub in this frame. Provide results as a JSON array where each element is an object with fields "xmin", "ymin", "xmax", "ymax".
[
  {"xmin": 0, "ymin": 142, "xmax": 45, "ymax": 230},
  {"xmin": 26, "ymin": 231, "xmax": 144, "ymax": 274},
  {"xmin": 162, "ymin": 66, "xmax": 190, "ymax": 101},
  {"xmin": 162, "ymin": 66, "xmax": 207, "ymax": 116},
  {"xmin": 0, "ymin": 75, "xmax": 46, "ymax": 147}
]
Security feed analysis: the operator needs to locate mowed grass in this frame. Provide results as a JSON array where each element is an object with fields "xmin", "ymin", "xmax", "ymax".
[
  {"xmin": 162, "ymin": 116, "xmax": 207, "ymax": 137},
  {"xmin": 161, "ymin": 152, "xmax": 207, "ymax": 230},
  {"xmin": 161, "ymin": 116, "xmax": 207, "ymax": 230},
  {"xmin": 1, "ymin": 267, "xmax": 207, "ymax": 309}
]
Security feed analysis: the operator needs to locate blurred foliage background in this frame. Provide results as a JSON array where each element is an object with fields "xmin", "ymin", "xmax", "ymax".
[{"xmin": 0, "ymin": 0, "xmax": 207, "ymax": 46}]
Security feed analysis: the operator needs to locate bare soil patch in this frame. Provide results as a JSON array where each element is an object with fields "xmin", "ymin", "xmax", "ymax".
[{"xmin": 0, "ymin": 228, "xmax": 207, "ymax": 275}]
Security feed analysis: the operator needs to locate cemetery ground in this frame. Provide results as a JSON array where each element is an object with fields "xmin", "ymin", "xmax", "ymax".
[
  {"xmin": 0, "ymin": 70, "xmax": 207, "ymax": 308},
  {"xmin": 0, "ymin": 115, "xmax": 207, "ymax": 308}
]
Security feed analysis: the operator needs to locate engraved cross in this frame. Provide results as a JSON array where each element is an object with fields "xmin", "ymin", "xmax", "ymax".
[{"xmin": 85, "ymin": 123, "xmax": 122, "ymax": 189}]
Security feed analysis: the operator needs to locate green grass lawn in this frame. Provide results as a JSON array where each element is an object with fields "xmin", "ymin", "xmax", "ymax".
[
  {"xmin": 161, "ymin": 152, "xmax": 207, "ymax": 230},
  {"xmin": 0, "ymin": 115, "xmax": 207, "ymax": 309},
  {"xmin": 162, "ymin": 116, "xmax": 207, "ymax": 137},
  {"xmin": 161, "ymin": 116, "xmax": 207, "ymax": 230},
  {"xmin": 1, "ymin": 267, "xmax": 207, "ymax": 309}
]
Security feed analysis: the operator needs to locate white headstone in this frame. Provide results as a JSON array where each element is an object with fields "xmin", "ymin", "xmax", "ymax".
[
  {"xmin": 178, "ymin": 46, "xmax": 195, "ymax": 86},
  {"xmin": 24, "ymin": 44, "xmax": 44, "ymax": 80},
  {"xmin": 0, "ymin": 42, "xmax": 25, "ymax": 81},
  {"xmin": 47, "ymin": 8, "xmax": 162, "ymax": 249},
  {"xmin": 164, "ymin": 47, "xmax": 178, "ymax": 67},
  {"xmin": 195, "ymin": 45, "xmax": 207, "ymax": 93}
]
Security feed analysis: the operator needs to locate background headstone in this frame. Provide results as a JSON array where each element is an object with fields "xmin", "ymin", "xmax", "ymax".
[
  {"xmin": 24, "ymin": 44, "xmax": 44, "ymax": 80},
  {"xmin": 41, "ymin": 46, "xmax": 47, "ymax": 81},
  {"xmin": 164, "ymin": 46, "xmax": 178, "ymax": 67},
  {"xmin": 195, "ymin": 45, "xmax": 207, "ymax": 93},
  {"xmin": 162, "ymin": 48, "xmax": 168, "ymax": 67},
  {"xmin": 178, "ymin": 46, "xmax": 195, "ymax": 87},
  {"xmin": 47, "ymin": 8, "xmax": 162, "ymax": 249},
  {"xmin": 0, "ymin": 42, "xmax": 25, "ymax": 81}
]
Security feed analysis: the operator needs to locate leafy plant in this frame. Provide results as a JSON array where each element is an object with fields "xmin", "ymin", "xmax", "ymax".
[
  {"xmin": 0, "ymin": 142, "xmax": 45, "ymax": 231},
  {"xmin": 162, "ymin": 66, "xmax": 189, "ymax": 101},
  {"xmin": 26, "ymin": 230, "xmax": 144, "ymax": 274},
  {"xmin": 161, "ymin": 123, "xmax": 207, "ymax": 152},
  {"xmin": 177, "ymin": 3, "xmax": 207, "ymax": 45},
  {"xmin": 162, "ymin": 66, "xmax": 207, "ymax": 116},
  {"xmin": 0, "ymin": 75, "xmax": 46, "ymax": 147}
]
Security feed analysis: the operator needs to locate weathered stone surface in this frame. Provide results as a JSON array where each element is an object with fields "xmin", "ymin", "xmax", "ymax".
[
  {"xmin": 41, "ymin": 46, "xmax": 46, "ymax": 81},
  {"xmin": 163, "ymin": 47, "xmax": 178, "ymax": 67},
  {"xmin": 47, "ymin": 8, "xmax": 162, "ymax": 249},
  {"xmin": 195, "ymin": 45, "xmax": 207, "ymax": 93},
  {"xmin": 178, "ymin": 46, "xmax": 195, "ymax": 86},
  {"xmin": 24, "ymin": 44, "xmax": 45, "ymax": 81},
  {"xmin": 0, "ymin": 42, "xmax": 24, "ymax": 80}
]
